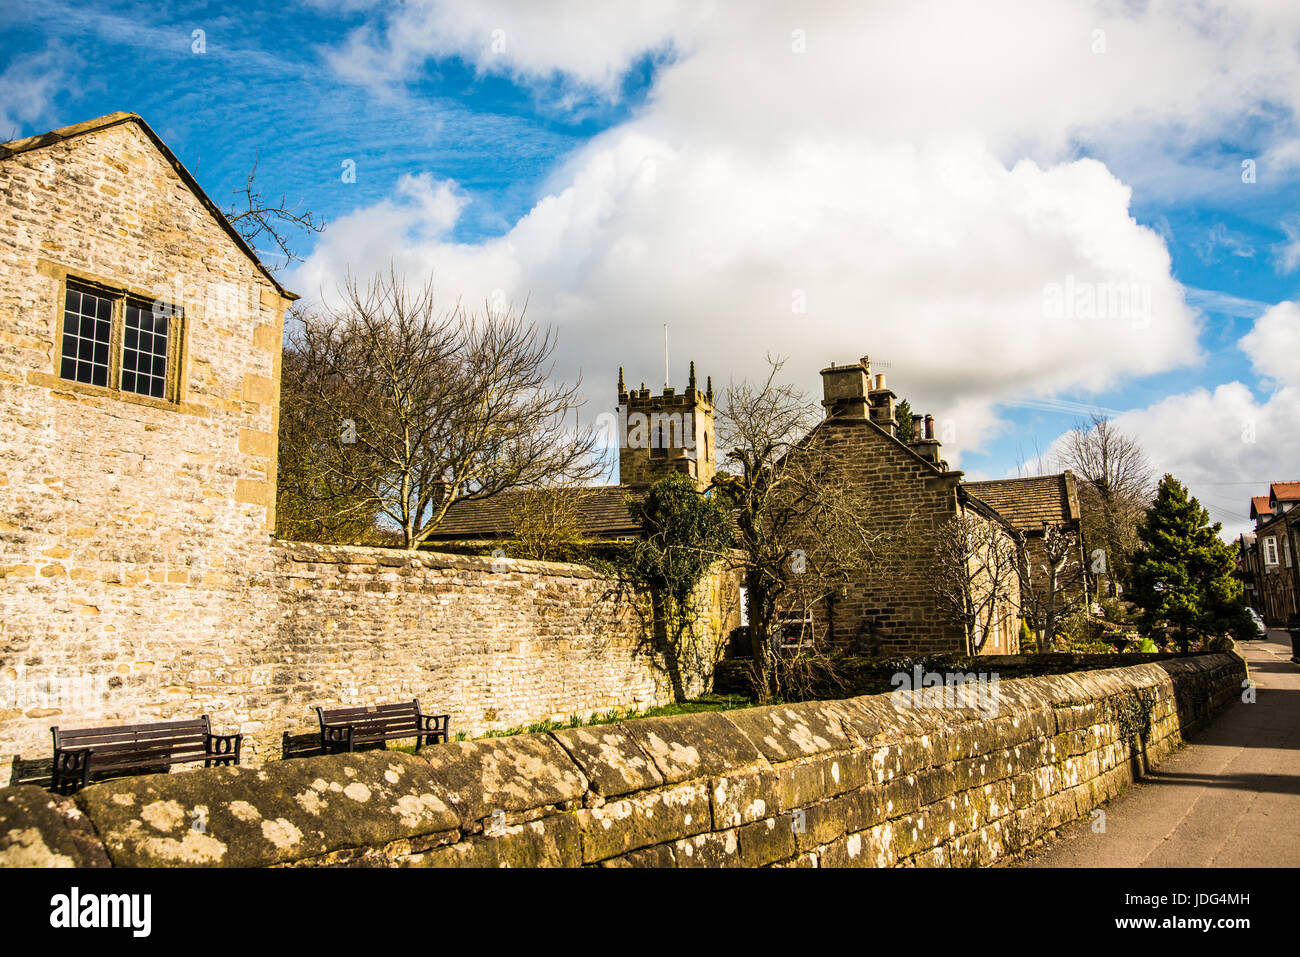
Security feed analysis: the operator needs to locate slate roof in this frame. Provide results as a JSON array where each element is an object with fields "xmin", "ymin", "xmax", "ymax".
[
  {"xmin": 426, "ymin": 485, "xmax": 647, "ymax": 540},
  {"xmin": 961, "ymin": 473, "xmax": 1080, "ymax": 532}
]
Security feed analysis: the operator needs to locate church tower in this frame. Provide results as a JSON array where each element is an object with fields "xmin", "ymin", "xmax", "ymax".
[{"xmin": 617, "ymin": 362, "xmax": 716, "ymax": 489}]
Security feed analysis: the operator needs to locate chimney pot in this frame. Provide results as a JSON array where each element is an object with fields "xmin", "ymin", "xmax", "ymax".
[{"xmin": 924, "ymin": 414, "xmax": 935, "ymax": 440}]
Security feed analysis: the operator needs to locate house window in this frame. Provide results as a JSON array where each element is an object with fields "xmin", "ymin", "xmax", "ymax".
[
  {"xmin": 777, "ymin": 609, "xmax": 814, "ymax": 649},
  {"xmin": 121, "ymin": 301, "xmax": 170, "ymax": 398},
  {"xmin": 1285, "ymin": 537, "xmax": 1293, "ymax": 568},
  {"xmin": 59, "ymin": 279, "xmax": 181, "ymax": 402},
  {"xmin": 1264, "ymin": 537, "xmax": 1279, "ymax": 566},
  {"xmin": 60, "ymin": 283, "xmax": 113, "ymax": 388}
]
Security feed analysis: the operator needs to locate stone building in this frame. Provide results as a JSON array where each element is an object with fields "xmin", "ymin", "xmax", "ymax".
[
  {"xmin": 0, "ymin": 112, "xmax": 294, "ymax": 768},
  {"xmin": 430, "ymin": 362, "xmax": 717, "ymax": 541},
  {"xmin": 617, "ymin": 363, "xmax": 716, "ymax": 488},
  {"xmin": 780, "ymin": 357, "xmax": 1023, "ymax": 656},
  {"xmin": 438, "ymin": 355, "xmax": 1086, "ymax": 658},
  {"xmin": 1238, "ymin": 482, "xmax": 1300, "ymax": 626},
  {"xmin": 0, "ymin": 112, "xmax": 294, "ymax": 558},
  {"xmin": 963, "ymin": 471, "xmax": 1090, "ymax": 633},
  {"xmin": 0, "ymin": 114, "xmax": 701, "ymax": 776}
]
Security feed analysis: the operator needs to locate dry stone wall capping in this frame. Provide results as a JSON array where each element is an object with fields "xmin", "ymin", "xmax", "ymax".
[{"xmin": 0, "ymin": 653, "xmax": 1245, "ymax": 867}]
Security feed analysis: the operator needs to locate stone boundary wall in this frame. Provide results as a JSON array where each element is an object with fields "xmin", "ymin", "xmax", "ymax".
[
  {"xmin": 3, "ymin": 541, "xmax": 737, "ymax": 777},
  {"xmin": 0, "ymin": 653, "xmax": 1245, "ymax": 867}
]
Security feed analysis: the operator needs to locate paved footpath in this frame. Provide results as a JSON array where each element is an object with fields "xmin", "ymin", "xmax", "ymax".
[{"xmin": 1018, "ymin": 633, "xmax": 1300, "ymax": 867}]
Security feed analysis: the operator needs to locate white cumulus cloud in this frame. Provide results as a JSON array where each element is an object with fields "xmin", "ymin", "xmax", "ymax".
[{"xmin": 293, "ymin": 0, "xmax": 1300, "ymax": 476}]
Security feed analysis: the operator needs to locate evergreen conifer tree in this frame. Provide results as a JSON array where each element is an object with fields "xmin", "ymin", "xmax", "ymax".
[{"xmin": 1129, "ymin": 474, "xmax": 1252, "ymax": 650}]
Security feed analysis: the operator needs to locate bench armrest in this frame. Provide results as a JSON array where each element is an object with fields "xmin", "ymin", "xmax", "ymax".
[
  {"xmin": 51, "ymin": 747, "xmax": 93, "ymax": 794},
  {"xmin": 205, "ymin": 732, "xmax": 243, "ymax": 764},
  {"xmin": 320, "ymin": 722, "xmax": 354, "ymax": 752},
  {"xmin": 420, "ymin": 714, "xmax": 451, "ymax": 743}
]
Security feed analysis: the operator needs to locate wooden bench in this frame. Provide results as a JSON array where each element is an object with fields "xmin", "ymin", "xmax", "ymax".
[
  {"xmin": 50, "ymin": 716, "xmax": 242, "ymax": 794},
  {"xmin": 316, "ymin": 700, "xmax": 450, "ymax": 754}
]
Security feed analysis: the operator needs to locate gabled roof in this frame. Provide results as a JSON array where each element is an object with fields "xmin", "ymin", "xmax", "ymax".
[
  {"xmin": 1251, "ymin": 495, "xmax": 1274, "ymax": 520},
  {"xmin": 1271, "ymin": 482, "xmax": 1300, "ymax": 504},
  {"xmin": 957, "ymin": 487, "xmax": 1021, "ymax": 536},
  {"xmin": 426, "ymin": 485, "xmax": 648, "ymax": 540},
  {"xmin": 961, "ymin": 473, "xmax": 1080, "ymax": 531},
  {"xmin": 804, "ymin": 409, "xmax": 961, "ymax": 479},
  {"xmin": 0, "ymin": 111, "xmax": 297, "ymax": 301}
]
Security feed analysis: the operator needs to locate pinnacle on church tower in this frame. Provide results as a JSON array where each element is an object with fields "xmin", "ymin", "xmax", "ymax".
[{"xmin": 616, "ymin": 361, "xmax": 717, "ymax": 489}]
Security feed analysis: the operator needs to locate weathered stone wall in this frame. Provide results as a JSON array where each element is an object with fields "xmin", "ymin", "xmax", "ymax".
[
  {"xmin": 0, "ymin": 653, "xmax": 1245, "ymax": 867},
  {"xmin": 0, "ymin": 117, "xmax": 290, "ymax": 574},
  {"xmin": 807, "ymin": 419, "xmax": 971, "ymax": 655},
  {"xmin": 260, "ymin": 543, "xmax": 696, "ymax": 746},
  {"xmin": 0, "ymin": 116, "xmax": 741, "ymax": 783},
  {"xmin": 2, "ymin": 541, "xmax": 736, "ymax": 776}
]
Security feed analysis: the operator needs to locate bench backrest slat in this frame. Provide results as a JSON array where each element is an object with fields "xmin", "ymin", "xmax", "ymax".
[
  {"xmin": 54, "ymin": 717, "xmax": 210, "ymax": 750},
  {"xmin": 70, "ymin": 742, "xmax": 212, "ymax": 769},
  {"xmin": 318, "ymin": 701, "xmax": 419, "ymax": 722}
]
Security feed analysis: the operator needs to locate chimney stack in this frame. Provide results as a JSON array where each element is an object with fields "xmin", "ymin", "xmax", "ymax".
[
  {"xmin": 911, "ymin": 413, "xmax": 943, "ymax": 466},
  {"xmin": 820, "ymin": 356, "xmax": 871, "ymax": 419},
  {"xmin": 867, "ymin": 366, "xmax": 898, "ymax": 437}
]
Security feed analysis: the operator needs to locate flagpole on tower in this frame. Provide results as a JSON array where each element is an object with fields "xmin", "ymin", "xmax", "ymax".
[{"xmin": 664, "ymin": 323, "xmax": 669, "ymax": 389}]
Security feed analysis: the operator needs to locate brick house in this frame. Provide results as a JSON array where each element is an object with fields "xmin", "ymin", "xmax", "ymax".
[{"xmin": 1238, "ymin": 483, "xmax": 1300, "ymax": 626}]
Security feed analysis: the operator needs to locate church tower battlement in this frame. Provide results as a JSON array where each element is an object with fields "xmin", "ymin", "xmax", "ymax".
[{"xmin": 617, "ymin": 361, "xmax": 716, "ymax": 488}]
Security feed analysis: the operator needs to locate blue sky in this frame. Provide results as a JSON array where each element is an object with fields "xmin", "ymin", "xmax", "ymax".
[
  {"xmin": 0, "ymin": 1, "xmax": 657, "ymax": 243},
  {"xmin": 4, "ymin": 1, "xmax": 1298, "ymax": 536}
]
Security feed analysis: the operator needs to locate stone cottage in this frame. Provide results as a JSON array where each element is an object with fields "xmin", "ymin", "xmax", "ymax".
[
  {"xmin": 0, "ymin": 113, "xmax": 698, "ymax": 776},
  {"xmin": 782, "ymin": 357, "xmax": 1024, "ymax": 656},
  {"xmin": 0, "ymin": 112, "xmax": 294, "ymax": 769}
]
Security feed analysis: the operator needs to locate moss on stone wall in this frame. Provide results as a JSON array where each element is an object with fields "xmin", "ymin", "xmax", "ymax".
[{"xmin": 0, "ymin": 653, "xmax": 1245, "ymax": 868}]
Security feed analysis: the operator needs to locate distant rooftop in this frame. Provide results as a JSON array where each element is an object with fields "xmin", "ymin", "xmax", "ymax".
[
  {"xmin": 962, "ymin": 473, "xmax": 1080, "ymax": 531},
  {"xmin": 426, "ymin": 485, "xmax": 647, "ymax": 541}
]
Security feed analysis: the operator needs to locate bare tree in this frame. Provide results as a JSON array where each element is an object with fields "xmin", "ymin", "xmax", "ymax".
[
  {"xmin": 279, "ymin": 269, "xmax": 602, "ymax": 549},
  {"xmin": 931, "ymin": 513, "xmax": 1020, "ymax": 654},
  {"xmin": 225, "ymin": 155, "xmax": 324, "ymax": 265},
  {"xmin": 1057, "ymin": 414, "xmax": 1154, "ymax": 597},
  {"xmin": 1016, "ymin": 524, "xmax": 1085, "ymax": 652},
  {"xmin": 275, "ymin": 335, "xmax": 385, "ymax": 543},
  {"xmin": 711, "ymin": 358, "xmax": 902, "ymax": 701},
  {"xmin": 509, "ymin": 487, "xmax": 591, "ymax": 562}
]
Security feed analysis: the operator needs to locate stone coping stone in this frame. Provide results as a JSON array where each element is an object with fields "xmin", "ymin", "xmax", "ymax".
[
  {"xmin": 75, "ymin": 751, "xmax": 458, "ymax": 868},
  {"xmin": 0, "ymin": 786, "xmax": 110, "ymax": 867},
  {"xmin": 415, "ymin": 733, "xmax": 588, "ymax": 824},
  {"xmin": 549, "ymin": 724, "xmax": 664, "ymax": 798},
  {"xmin": 722, "ymin": 700, "xmax": 854, "ymax": 763},
  {"xmin": 272, "ymin": 541, "xmax": 603, "ymax": 579},
  {"xmin": 620, "ymin": 711, "xmax": 769, "ymax": 785}
]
